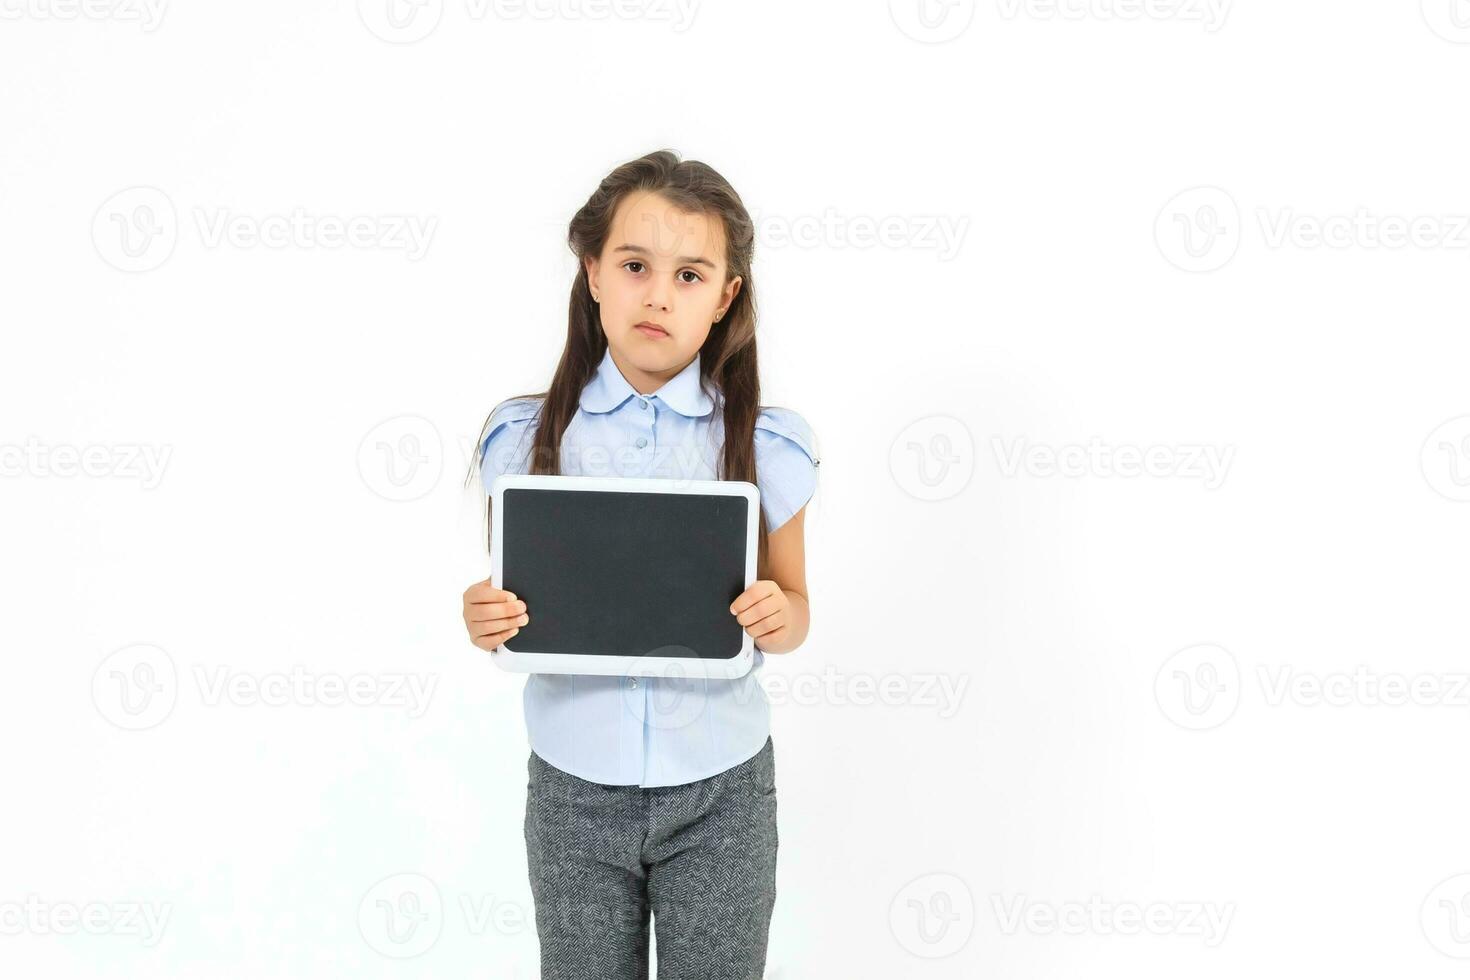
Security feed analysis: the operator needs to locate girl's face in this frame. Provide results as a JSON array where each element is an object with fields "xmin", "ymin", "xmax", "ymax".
[{"xmin": 585, "ymin": 191, "xmax": 742, "ymax": 386}]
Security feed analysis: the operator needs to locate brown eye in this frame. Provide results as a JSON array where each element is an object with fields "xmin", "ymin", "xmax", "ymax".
[
  {"xmin": 679, "ymin": 269, "xmax": 702, "ymax": 284},
  {"xmin": 623, "ymin": 261, "xmax": 645, "ymax": 274}
]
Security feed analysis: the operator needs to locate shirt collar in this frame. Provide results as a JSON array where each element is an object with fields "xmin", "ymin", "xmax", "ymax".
[{"xmin": 578, "ymin": 346, "xmax": 716, "ymax": 418}]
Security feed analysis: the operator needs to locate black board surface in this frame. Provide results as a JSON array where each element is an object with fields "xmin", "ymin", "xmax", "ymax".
[{"xmin": 500, "ymin": 486, "xmax": 750, "ymax": 660}]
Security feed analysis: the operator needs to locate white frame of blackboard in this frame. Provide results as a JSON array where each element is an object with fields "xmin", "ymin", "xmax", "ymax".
[{"xmin": 487, "ymin": 473, "xmax": 761, "ymax": 679}]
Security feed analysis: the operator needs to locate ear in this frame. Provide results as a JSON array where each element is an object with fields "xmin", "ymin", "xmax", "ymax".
[
  {"xmin": 722, "ymin": 274, "xmax": 743, "ymax": 310},
  {"xmin": 584, "ymin": 254, "xmax": 601, "ymax": 300}
]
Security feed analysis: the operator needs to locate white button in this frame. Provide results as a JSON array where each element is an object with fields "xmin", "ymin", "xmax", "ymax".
[
  {"xmin": 639, "ymin": 398, "xmax": 648, "ymax": 409},
  {"xmin": 636, "ymin": 437, "xmax": 647, "ymax": 448},
  {"xmin": 628, "ymin": 678, "xmax": 638, "ymax": 688}
]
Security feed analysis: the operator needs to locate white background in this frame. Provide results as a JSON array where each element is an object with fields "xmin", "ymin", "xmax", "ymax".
[{"xmin": 4, "ymin": 1, "xmax": 1470, "ymax": 977}]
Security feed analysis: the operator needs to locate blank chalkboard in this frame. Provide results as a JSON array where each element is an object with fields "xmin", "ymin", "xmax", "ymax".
[{"xmin": 488, "ymin": 474, "xmax": 760, "ymax": 678}]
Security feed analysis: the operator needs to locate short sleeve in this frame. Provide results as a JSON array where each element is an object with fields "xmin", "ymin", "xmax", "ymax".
[
  {"xmin": 754, "ymin": 406, "xmax": 820, "ymax": 533},
  {"xmin": 478, "ymin": 397, "xmax": 542, "ymax": 490}
]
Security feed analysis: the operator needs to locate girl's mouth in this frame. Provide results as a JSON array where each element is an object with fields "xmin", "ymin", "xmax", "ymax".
[{"xmin": 634, "ymin": 322, "xmax": 670, "ymax": 339}]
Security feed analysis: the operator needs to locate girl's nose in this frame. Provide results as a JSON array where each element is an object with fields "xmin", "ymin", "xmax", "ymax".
[{"xmin": 644, "ymin": 276, "xmax": 673, "ymax": 312}]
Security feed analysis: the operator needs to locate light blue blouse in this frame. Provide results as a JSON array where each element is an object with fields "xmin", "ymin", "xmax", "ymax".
[{"xmin": 479, "ymin": 346, "xmax": 820, "ymax": 788}]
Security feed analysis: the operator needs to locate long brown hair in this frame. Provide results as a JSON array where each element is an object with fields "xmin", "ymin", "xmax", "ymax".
[{"xmin": 468, "ymin": 149, "xmax": 774, "ymax": 571}]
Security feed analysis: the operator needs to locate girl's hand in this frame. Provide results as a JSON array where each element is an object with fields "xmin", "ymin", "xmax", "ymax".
[
  {"xmin": 730, "ymin": 580, "xmax": 790, "ymax": 650},
  {"xmin": 462, "ymin": 579, "xmax": 529, "ymax": 652}
]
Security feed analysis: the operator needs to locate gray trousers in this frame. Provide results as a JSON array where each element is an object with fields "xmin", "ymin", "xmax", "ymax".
[{"xmin": 523, "ymin": 736, "xmax": 779, "ymax": 980}]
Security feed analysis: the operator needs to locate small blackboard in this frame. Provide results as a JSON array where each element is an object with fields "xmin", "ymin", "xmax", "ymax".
[{"xmin": 488, "ymin": 474, "xmax": 760, "ymax": 678}]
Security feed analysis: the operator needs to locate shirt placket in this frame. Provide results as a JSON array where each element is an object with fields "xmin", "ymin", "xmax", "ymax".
[
  {"xmin": 628, "ymin": 394, "xmax": 658, "ymax": 784},
  {"xmin": 632, "ymin": 394, "xmax": 655, "ymax": 476}
]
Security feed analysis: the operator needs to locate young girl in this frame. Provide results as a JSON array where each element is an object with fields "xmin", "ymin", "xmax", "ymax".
[{"xmin": 461, "ymin": 150, "xmax": 819, "ymax": 979}]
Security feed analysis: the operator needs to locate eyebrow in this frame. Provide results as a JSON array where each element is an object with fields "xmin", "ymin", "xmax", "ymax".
[{"xmin": 612, "ymin": 244, "xmax": 717, "ymax": 270}]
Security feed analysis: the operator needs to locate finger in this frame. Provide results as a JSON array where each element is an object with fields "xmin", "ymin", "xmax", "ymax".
[
  {"xmin": 739, "ymin": 581, "xmax": 780, "ymax": 612},
  {"xmin": 467, "ymin": 599, "xmax": 527, "ymax": 623},
  {"xmin": 744, "ymin": 615, "xmax": 785, "ymax": 639},
  {"xmin": 470, "ymin": 613, "xmax": 529, "ymax": 638},
  {"xmin": 730, "ymin": 581, "xmax": 778, "ymax": 615},
  {"xmin": 465, "ymin": 582, "xmax": 516, "ymax": 604},
  {"xmin": 467, "ymin": 587, "xmax": 520, "ymax": 602},
  {"xmin": 472, "ymin": 626, "xmax": 520, "ymax": 651},
  {"xmin": 734, "ymin": 595, "xmax": 783, "ymax": 627}
]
